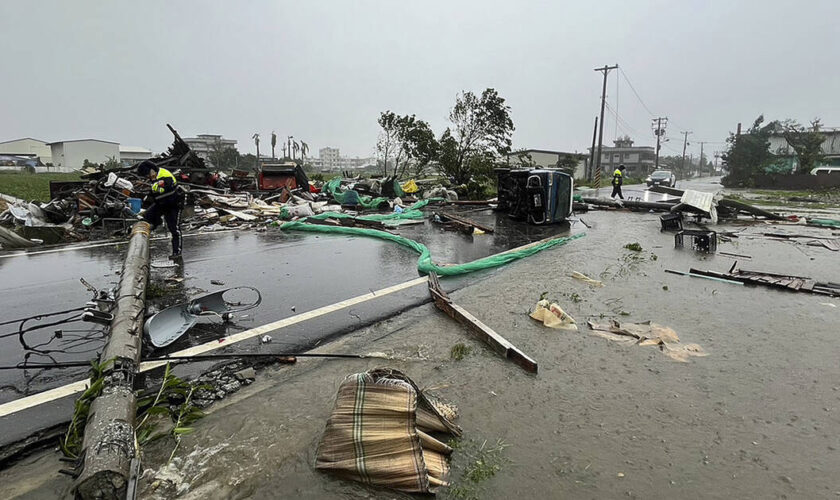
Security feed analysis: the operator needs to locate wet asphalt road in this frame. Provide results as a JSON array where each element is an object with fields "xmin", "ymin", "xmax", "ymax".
[{"xmin": 0, "ymin": 203, "xmax": 570, "ymax": 446}]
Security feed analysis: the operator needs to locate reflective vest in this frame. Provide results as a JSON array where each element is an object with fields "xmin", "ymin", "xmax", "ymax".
[
  {"xmin": 151, "ymin": 167, "xmax": 177, "ymax": 194},
  {"xmin": 612, "ymin": 168, "xmax": 623, "ymax": 186}
]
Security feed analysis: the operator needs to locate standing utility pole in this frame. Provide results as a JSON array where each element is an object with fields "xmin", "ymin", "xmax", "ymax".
[
  {"xmin": 588, "ymin": 116, "xmax": 598, "ymax": 180},
  {"xmin": 594, "ymin": 64, "xmax": 618, "ymax": 188},
  {"xmin": 652, "ymin": 117, "xmax": 668, "ymax": 170},
  {"xmin": 680, "ymin": 131, "xmax": 692, "ymax": 178},
  {"xmin": 698, "ymin": 141, "xmax": 708, "ymax": 177}
]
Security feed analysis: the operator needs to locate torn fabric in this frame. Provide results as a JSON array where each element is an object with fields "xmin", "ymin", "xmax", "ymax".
[{"xmin": 315, "ymin": 369, "xmax": 460, "ymax": 494}]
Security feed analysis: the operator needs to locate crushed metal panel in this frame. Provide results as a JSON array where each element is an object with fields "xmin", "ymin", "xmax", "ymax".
[{"xmin": 144, "ymin": 287, "xmax": 262, "ymax": 348}]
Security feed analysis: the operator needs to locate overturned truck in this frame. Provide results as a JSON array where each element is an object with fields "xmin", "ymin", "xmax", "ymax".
[{"xmin": 495, "ymin": 168, "xmax": 574, "ymax": 224}]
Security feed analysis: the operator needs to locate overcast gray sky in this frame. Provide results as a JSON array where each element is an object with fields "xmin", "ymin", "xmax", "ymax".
[{"xmin": 2, "ymin": 0, "xmax": 838, "ymax": 160}]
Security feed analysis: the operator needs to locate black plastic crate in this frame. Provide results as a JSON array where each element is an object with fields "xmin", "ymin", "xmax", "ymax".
[
  {"xmin": 660, "ymin": 212, "xmax": 683, "ymax": 231},
  {"xmin": 675, "ymin": 230, "xmax": 717, "ymax": 252}
]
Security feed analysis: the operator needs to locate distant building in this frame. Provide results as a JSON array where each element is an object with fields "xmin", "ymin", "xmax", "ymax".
[
  {"xmin": 119, "ymin": 146, "xmax": 153, "ymax": 166},
  {"xmin": 506, "ymin": 149, "xmax": 587, "ymax": 179},
  {"xmin": 319, "ymin": 147, "xmax": 340, "ymax": 170},
  {"xmin": 48, "ymin": 139, "xmax": 120, "ymax": 172},
  {"xmin": 182, "ymin": 134, "xmax": 238, "ymax": 161},
  {"xmin": 0, "ymin": 138, "xmax": 52, "ymax": 165},
  {"xmin": 768, "ymin": 127, "xmax": 840, "ymax": 168},
  {"xmin": 339, "ymin": 156, "xmax": 376, "ymax": 170},
  {"xmin": 588, "ymin": 136, "xmax": 656, "ymax": 177}
]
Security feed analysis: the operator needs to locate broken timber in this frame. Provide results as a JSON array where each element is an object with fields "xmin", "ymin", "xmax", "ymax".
[
  {"xmin": 73, "ymin": 222, "xmax": 151, "ymax": 500},
  {"xmin": 428, "ymin": 272, "xmax": 537, "ymax": 373},
  {"xmin": 648, "ymin": 185, "xmax": 786, "ymax": 220},
  {"xmin": 437, "ymin": 211, "xmax": 495, "ymax": 233},
  {"xmin": 689, "ymin": 262, "xmax": 840, "ymax": 297}
]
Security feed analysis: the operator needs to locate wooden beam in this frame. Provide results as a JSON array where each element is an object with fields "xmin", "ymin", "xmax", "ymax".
[
  {"xmin": 427, "ymin": 272, "xmax": 537, "ymax": 373},
  {"xmin": 438, "ymin": 212, "xmax": 495, "ymax": 233}
]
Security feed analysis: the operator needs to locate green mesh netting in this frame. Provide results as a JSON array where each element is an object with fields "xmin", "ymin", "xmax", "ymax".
[
  {"xmin": 305, "ymin": 199, "xmax": 442, "ymax": 224},
  {"xmin": 808, "ymin": 218, "xmax": 840, "ymax": 228},
  {"xmin": 280, "ymin": 221, "xmax": 584, "ymax": 276},
  {"xmin": 324, "ymin": 178, "xmax": 388, "ymax": 209}
]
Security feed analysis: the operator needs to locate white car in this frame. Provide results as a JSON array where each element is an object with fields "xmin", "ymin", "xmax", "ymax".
[{"xmin": 810, "ymin": 166, "xmax": 840, "ymax": 175}]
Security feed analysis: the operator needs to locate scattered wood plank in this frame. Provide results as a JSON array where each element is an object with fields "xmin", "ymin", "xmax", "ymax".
[
  {"xmin": 688, "ymin": 265, "xmax": 840, "ymax": 297},
  {"xmin": 438, "ymin": 212, "xmax": 495, "ymax": 233},
  {"xmin": 427, "ymin": 272, "xmax": 537, "ymax": 373}
]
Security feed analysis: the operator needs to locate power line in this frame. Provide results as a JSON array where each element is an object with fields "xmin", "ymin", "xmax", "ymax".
[{"xmin": 619, "ymin": 68, "xmax": 656, "ymax": 117}]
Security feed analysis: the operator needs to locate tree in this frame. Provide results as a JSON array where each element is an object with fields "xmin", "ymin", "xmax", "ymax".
[
  {"xmin": 376, "ymin": 111, "xmax": 400, "ymax": 177},
  {"xmin": 436, "ymin": 88, "xmax": 514, "ymax": 185},
  {"xmin": 376, "ymin": 111, "xmax": 438, "ymax": 178},
  {"xmin": 208, "ymin": 140, "xmax": 240, "ymax": 171},
  {"xmin": 721, "ymin": 115, "xmax": 776, "ymax": 187},
  {"xmin": 780, "ymin": 119, "xmax": 825, "ymax": 174},
  {"xmin": 556, "ymin": 154, "xmax": 584, "ymax": 177}
]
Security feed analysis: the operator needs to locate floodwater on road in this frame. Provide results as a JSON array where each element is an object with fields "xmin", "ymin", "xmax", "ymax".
[
  {"xmin": 0, "ymin": 208, "xmax": 574, "ymax": 447},
  {"xmin": 126, "ymin": 207, "xmax": 840, "ymax": 499}
]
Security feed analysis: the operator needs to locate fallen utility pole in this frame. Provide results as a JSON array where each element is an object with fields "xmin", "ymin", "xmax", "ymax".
[
  {"xmin": 73, "ymin": 222, "xmax": 150, "ymax": 500},
  {"xmin": 428, "ymin": 272, "xmax": 538, "ymax": 373},
  {"xmin": 581, "ymin": 197, "xmax": 677, "ymax": 212},
  {"xmin": 438, "ymin": 211, "xmax": 495, "ymax": 233}
]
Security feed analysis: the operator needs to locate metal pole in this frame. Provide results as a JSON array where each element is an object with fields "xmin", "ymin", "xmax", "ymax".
[
  {"xmin": 588, "ymin": 116, "xmax": 598, "ymax": 181},
  {"xmin": 74, "ymin": 221, "xmax": 150, "ymax": 500}
]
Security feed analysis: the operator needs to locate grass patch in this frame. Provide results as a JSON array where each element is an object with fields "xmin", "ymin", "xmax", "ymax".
[
  {"xmin": 446, "ymin": 438, "xmax": 510, "ymax": 500},
  {"xmin": 624, "ymin": 242, "xmax": 643, "ymax": 252},
  {"xmin": 450, "ymin": 343, "xmax": 472, "ymax": 361},
  {"xmin": 0, "ymin": 171, "xmax": 82, "ymax": 202}
]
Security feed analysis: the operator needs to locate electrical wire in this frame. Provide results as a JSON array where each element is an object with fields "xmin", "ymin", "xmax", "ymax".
[{"xmin": 619, "ymin": 67, "xmax": 656, "ymax": 117}]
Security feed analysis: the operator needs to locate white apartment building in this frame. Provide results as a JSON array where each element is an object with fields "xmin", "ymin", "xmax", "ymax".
[
  {"xmin": 319, "ymin": 147, "xmax": 340, "ymax": 170},
  {"xmin": 183, "ymin": 134, "xmax": 238, "ymax": 161}
]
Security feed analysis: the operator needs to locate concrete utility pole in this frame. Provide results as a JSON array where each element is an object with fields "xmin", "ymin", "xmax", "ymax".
[
  {"xmin": 652, "ymin": 117, "xmax": 668, "ymax": 170},
  {"xmin": 588, "ymin": 116, "xmax": 598, "ymax": 180},
  {"xmin": 594, "ymin": 64, "xmax": 618, "ymax": 188},
  {"xmin": 680, "ymin": 131, "xmax": 692, "ymax": 178},
  {"xmin": 74, "ymin": 222, "xmax": 151, "ymax": 499},
  {"xmin": 698, "ymin": 141, "xmax": 708, "ymax": 177}
]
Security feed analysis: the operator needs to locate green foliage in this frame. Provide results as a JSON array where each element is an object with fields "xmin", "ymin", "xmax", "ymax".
[
  {"xmin": 0, "ymin": 171, "xmax": 82, "ymax": 202},
  {"xmin": 135, "ymin": 363, "xmax": 208, "ymax": 463},
  {"xmin": 238, "ymin": 153, "xmax": 257, "ymax": 171},
  {"xmin": 624, "ymin": 242, "xmax": 643, "ymax": 252},
  {"xmin": 376, "ymin": 111, "xmax": 437, "ymax": 179},
  {"xmin": 60, "ymin": 358, "xmax": 114, "ymax": 459},
  {"xmin": 208, "ymin": 141, "xmax": 241, "ymax": 171},
  {"xmin": 450, "ymin": 343, "xmax": 472, "ymax": 361},
  {"xmin": 780, "ymin": 119, "xmax": 825, "ymax": 174},
  {"xmin": 721, "ymin": 115, "xmax": 777, "ymax": 187},
  {"xmin": 436, "ymin": 88, "xmax": 514, "ymax": 185},
  {"xmin": 556, "ymin": 154, "xmax": 584, "ymax": 176},
  {"xmin": 446, "ymin": 438, "xmax": 509, "ymax": 500}
]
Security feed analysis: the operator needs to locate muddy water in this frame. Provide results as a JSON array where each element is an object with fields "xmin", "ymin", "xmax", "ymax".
[
  {"xmin": 0, "ymin": 210, "xmax": 569, "ymax": 448},
  {"xmin": 109, "ymin": 209, "xmax": 840, "ymax": 499}
]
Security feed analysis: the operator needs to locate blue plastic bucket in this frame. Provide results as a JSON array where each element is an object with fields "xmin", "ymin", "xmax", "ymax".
[{"xmin": 127, "ymin": 198, "xmax": 142, "ymax": 214}]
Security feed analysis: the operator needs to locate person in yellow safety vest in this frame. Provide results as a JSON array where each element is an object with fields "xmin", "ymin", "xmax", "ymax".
[
  {"xmin": 611, "ymin": 164, "xmax": 626, "ymax": 200},
  {"xmin": 137, "ymin": 160, "xmax": 185, "ymax": 260}
]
